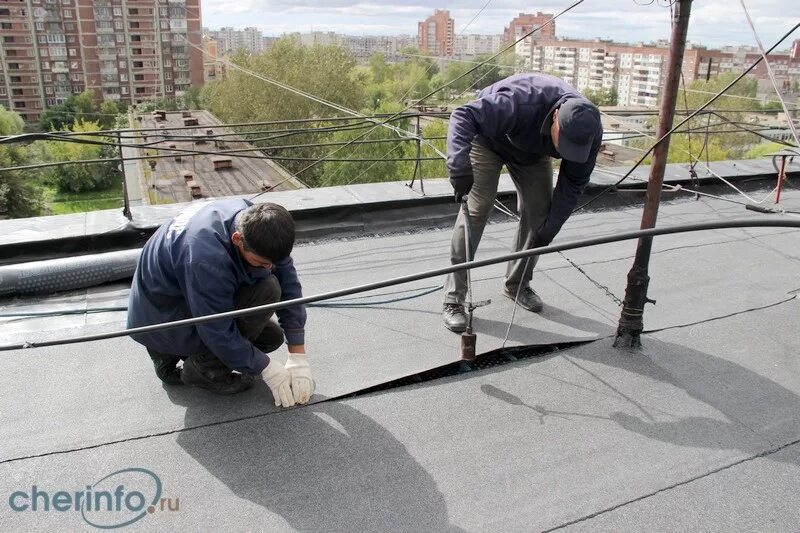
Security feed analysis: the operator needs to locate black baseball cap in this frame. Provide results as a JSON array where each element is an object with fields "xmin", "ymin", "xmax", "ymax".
[{"xmin": 557, "ymin": 97, "xmax": 601, "ymax": 163}]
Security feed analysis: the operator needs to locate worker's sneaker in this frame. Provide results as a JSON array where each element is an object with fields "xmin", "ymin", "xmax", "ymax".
[
  {"xmin": 181, "ymin": 357, "xmax": 254, "ymax": 395},
  {"xmin": 442, "ymin": 303, "xmax": 468, "ymax": 333},
  {"xmin": 147, "ymin": 349, "xmax": 183, "ymax": 385},
  {"xmin": 503, "ymin": 286, "xmax": 544, "ymax": 313}
]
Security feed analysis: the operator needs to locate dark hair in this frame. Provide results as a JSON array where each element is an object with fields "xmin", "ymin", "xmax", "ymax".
[{"xmin": 235, "ymin": 202, "xmax": 295, "ymax": 261}]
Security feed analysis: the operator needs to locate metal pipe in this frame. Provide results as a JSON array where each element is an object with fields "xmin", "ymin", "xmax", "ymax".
[
  {"xmin": 2, "ymin": 217, "xmax": 799, "ymax": 352},
  {"xmin": 615, "ymin": 0, "xmax": 693, "ymax": 348}
]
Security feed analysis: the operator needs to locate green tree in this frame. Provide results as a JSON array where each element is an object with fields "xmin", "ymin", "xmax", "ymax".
[
  {"xmin": 584, "ymin": 87, "xmax": 618, "ymax": 106},
  {"xmin": 638, "ymin": 73, "xmax": 765, "ymax": 164},
  {"xmin": 318, "ymin": 102, "xmax": 413, "ymax": 186},
  {"xmin": 42, "ymin": 120, "xmax": 120, "ymax": 193},
  {"xmin": 98, "ymin": 100, "xmax": 121, "ymax": 129},
  {"xmin": 0, "ymin": 106, "xmax": 46, "ymax": 218},
  {"xmin": 200, "ymin": 38, "xmax": 368, "ymax": 185},
  {"xmin": 39, "ymin": 90, "xmax": 100, "ymax": 131},
  {"xmin": 745, "ymin": 141, "xmax": 787, "ymax": 159},
  {"xmin": 180, "ymin": 85, "xmax": 203, "ymax": 110}
]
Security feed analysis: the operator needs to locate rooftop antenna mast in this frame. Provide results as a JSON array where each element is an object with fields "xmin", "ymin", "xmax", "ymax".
[{"xmin": 614, "ymin": 0, "xmax": 693, "ymax": 348}]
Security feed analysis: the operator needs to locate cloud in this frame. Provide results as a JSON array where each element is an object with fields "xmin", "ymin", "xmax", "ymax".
[{"xmin": 201, "ymin": 0, "xmax": 800, "ymax": 48}]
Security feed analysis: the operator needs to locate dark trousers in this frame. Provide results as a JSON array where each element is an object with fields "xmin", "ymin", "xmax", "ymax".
[{"xmin": 148, "ymin": 276, "xmax": 284, "ymax": 374}]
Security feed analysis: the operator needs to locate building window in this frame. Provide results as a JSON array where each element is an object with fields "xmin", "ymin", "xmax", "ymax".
[
  {"xmin": 39, "ymin": 35, "xmax": 47, "ymax": 43},
  {"xmin": 116, "ymin": 34, "xmax": 124, "ymax": 43},
  {"xmin": 15, "ymin": 101, "xmax": 26, "ymax": 108},
  {"xmin": 63, "ymin": 8, "xmax": 72, "ymax": 17},
  {"xmin": 166, "ymin": 85, "xmax": 173, "ymax": 93},
  {"xmin": 129, "ymin": 8, "xmax": 138, "ymax": 15},
  {"xmin": 164, "ymin": 71, "xmax": 171, "ymax": 79},
  {"xmin": 121, "ymin": 87, "xmax": 128, "ymax": 94},
  {"xmin": 119, "ymin": 60, "xmax": 126, "ymax": 68},
  {"xmin": 44, "ymin": 74, "xmax": 51, "ymax": 81},
  {"xmin": 113, "ymin": 7, "xmax": 122, "ymax": 16},
  {"xmin": 114, "ymin": 20, "xmax": 123, "ymax": 30},
  {"xmin": 120, "ymin": 73, "xmax": 128, "ymax": 81},
  {"xmin": 42, "ymin": 62, "xmax": 49, "ymax": 69},
  {"xmin": 68, "ymin": 49, "xmax": 76, "ymax": 57},
  {"xmin": 35, "ymin": 101, "xmax": 42, "ymax": 109}
]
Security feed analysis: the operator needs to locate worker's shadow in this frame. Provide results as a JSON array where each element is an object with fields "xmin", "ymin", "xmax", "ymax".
[
  {"xmin": 166, "ymin": 385, "xmax": 463, "ymax": 533},
  {"xmin": 473, "ymin": 303, "xmax": 615, "ymax": 345},
  {"xmin": 482, "ymin": 333, "xmax": 800, "ymax": 467}
]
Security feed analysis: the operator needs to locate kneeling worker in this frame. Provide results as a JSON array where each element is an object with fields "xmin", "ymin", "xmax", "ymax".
[
  {"xmin": 127, "ymin": 199, "xmax": 313, "ymax": 407},
  {"xmin": 443, "ymin": 73, "xmax": 603, "ymax": 332}
]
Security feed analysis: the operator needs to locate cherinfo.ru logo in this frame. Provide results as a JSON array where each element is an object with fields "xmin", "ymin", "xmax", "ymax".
[{"xmin": 7, "ymin": 468, "xmax": 180, "ymax": 529}]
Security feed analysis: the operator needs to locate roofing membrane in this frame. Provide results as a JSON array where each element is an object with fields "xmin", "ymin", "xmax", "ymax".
[{"xmin": 0, "ymin": 185, "xmax": 799, "ymax": 531}]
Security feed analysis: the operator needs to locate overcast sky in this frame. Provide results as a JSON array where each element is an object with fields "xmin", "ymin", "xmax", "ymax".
[{"xmin": 201, "ymin": 0, "xmax": 799, "ymax": 49}]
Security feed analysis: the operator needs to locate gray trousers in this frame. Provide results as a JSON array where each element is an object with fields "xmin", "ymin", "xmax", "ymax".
[{"xmin": 444, "ymin": 142, "xmax": 553, "ymax": 305}]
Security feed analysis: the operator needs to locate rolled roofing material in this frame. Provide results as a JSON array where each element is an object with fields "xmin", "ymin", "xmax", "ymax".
[{"xmin": 0, "ymin": 249, "xmax": 141, "ymax": 298}]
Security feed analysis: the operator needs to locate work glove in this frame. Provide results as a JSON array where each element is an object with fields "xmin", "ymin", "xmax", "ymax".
[
  {"xmin": 285, "ymin": 353, "xmax": 315, "ymax": 404},
  {"xmin": 262, "ymin": 359, "xmax": 295, "ymax": 408},
  {"xmin": 449, "ymin": 174, "xmax": 474, "ymax": 203}
]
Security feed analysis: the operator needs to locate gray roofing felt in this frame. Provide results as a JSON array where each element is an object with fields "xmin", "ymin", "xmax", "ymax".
[{"xmin": 0, "ymin": 187, "xmax": 799, "ymax": 531}]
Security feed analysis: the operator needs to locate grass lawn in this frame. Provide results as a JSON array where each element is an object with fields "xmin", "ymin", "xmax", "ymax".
[{"xmin": 46, "ymin": 182, "xmax": 124, "ymax": 215}]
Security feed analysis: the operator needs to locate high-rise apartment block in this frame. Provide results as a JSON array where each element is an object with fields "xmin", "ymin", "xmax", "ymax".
[
  {"xmin": 418, "ymin": 9, "xmax": 454, "ymax": 56},
  {"xmin": 0, "ymin": 0, "xmax": 203, "ymax": 122},
  {"xmin": 503, "ymin": 12, "xmax": 555, "ymax": 44}
]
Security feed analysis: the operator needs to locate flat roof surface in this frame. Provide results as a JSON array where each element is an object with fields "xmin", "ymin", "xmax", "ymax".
[
  {"xmin": 137, "ymin": 110, "xmax": 302, "ymax": 203},
  {"xmin": 1, "ymin": 187, "xmax": 799, "ymax": 531}
]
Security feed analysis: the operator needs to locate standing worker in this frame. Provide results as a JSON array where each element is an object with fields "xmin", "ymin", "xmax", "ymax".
[
  {"xmin": 127, "ymin": 199, "xmax": 313, "ymax": 407},
  {"xmin": 442, "ymin": 73, "xmax": 603, "ymax": 332}
]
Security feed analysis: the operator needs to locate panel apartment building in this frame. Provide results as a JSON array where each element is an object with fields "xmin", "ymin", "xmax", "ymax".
[
  {"xmin": 0, "ymin": 0, "xmax": 203, "ymax": 122},
  {"xmin": 518, "ymin": 36, "xmax": 800, "ymax": 107}
]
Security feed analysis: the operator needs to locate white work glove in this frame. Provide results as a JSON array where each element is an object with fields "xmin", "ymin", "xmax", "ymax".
[
  {"xmin": 262, "ymin": 359, "xmax": 295, "ymax": 408},
  {"xmin": 285, "ymin": 353, "xmax": 315, "ymax": 404}
]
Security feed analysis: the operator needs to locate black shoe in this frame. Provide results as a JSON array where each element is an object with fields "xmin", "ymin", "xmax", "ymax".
[
  {"xmin": 148, "ymin": 350, "xmax": 183, "ymax": 385},
  {"xmin": 503, "ymin": 286, "xmax": 544, "ymax": 313},
  {"xmin": 181, "ymin": 357, "xmax": 254, "ymax": 395},
  {"xmin": 442, "ymin": 303, "xmax": 468, "ymax": 333}
]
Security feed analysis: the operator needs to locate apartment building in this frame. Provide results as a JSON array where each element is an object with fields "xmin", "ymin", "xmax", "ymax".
[
  {"xmin": 338, "ymin": 34, "xmax": 416, "ymax": 61},
  {"xmin": 453, "ymin": 34, "xmax": 503, "ymax": 58},
  {"xmin": 417, "ymin": 9, "xmax": 454, "ymax": 57},
  {"xmin": 205, "ymin": 26, "xmax": 264, "ymax": 55},
  {"xmin": 519, "ymin": 36, "xmax": 800, "ymax": 107},
  {"xmin": 503, "ymin": 12, "xmax": 555, "ymax": 44},
  {"xmin": 282, "ymin": 31, "xmax": 416, "ymax": 62},
  {"xmin": 0, "ymin": 0, "xmax": 203, "ymax": 122}
]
